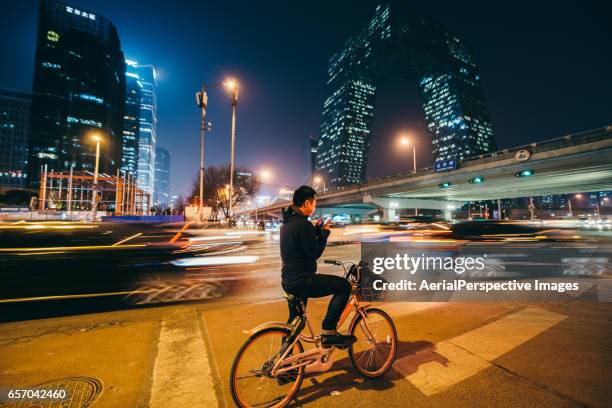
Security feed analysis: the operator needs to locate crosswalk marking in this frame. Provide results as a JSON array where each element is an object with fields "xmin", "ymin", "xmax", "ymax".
[
  {"xmin": 449, "ymin": 307, "xmax": 567, "ymax": 361},
  {"xmin": 395, "ymin": 307, "xmax": 567, "ymax": 396},
  {"xmin": 398, "ymin": 341, "xmax": 490, "ymax": 395},
  {"xmin": 149, "ymin": 308, "xmax": 218, "ymax": 408}
]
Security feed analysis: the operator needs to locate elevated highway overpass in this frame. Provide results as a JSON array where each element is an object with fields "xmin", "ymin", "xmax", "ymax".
[{"xmin": 245, "ymin": 126, "xmax": 612, "ymax": 220}]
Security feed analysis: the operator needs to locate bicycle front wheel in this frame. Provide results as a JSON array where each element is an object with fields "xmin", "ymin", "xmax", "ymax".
[
  {"xmin": 348, "ymin": 307, "xmax": 398, "ymax": 378},
  {"xmin": 230, "ymin": 327, "xmax": 304, "ymax": 408}
]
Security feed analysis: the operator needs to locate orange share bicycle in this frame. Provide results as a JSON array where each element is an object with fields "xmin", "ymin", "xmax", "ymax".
[{"xmin": 230, "ymin": 259, "xmax": 398, "ymax": 407}]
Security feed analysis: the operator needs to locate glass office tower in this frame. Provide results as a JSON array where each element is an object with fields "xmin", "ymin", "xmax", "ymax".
[
  {"xmin": 29, "ymin": 0, "xmax": 125, "ymax": 187},
  {"xmin": 309, "ymin": 136, "xmax": 319, "ymax": 176},
  {"xmin": 121, "ymin": 67, "xmax": 141, "ymax": 176},
  {"xmin": 125, "ymin": 60, "xmax": 157, "ymax": 197},
  {"xmin": 154, "ymin": 146, "xmax": 170, "ymax": 208},
  {"xmin": 315, "ymin": 1, "xmax": 496, "ymax": 188},
  {"xmin": 0, "ymin": 89, "xmax": 30, "ymax": 190}
]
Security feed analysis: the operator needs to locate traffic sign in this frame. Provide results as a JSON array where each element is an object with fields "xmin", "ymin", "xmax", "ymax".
[{"xmin": 434, "ymin": 158, "xmax": 458, "ymax": 172}]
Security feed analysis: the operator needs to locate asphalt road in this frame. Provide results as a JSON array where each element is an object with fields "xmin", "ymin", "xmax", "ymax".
[{"xmin": 0, "ymin": 221, "xmax": 610, "ymax": 408}]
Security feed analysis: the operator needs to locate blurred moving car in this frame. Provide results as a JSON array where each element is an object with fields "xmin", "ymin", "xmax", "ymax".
[{"xmin": 451, "ymin": 221, "xmax": 581, "ymax": 242}]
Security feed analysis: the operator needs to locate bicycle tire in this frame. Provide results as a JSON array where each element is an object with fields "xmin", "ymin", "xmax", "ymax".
[
  {"xmin": 348, "ymin": 308, "xmax": 398, "ymax": 378},
  {"xmin": 230, "ymin": 327, "xmax": 304, "ymax": 408}
]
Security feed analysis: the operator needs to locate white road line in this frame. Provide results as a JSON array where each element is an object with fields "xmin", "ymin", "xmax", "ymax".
[
  {"xmin": 112, "ymin": 232, "xmax": 142, "ymax": 246},
  {"xmin": 395, "ymin": 307, "xmax": 567, "ymax": 396},
  {"xmin": 149, "ymin": 309, "xmax": 218, "ymax": 408}
]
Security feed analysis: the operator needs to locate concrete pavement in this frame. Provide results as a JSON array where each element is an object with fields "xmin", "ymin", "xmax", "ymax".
[
  {"xmin": 1, "ymin": 297, "xmax": 610, "ymax": 407},
  {"xmin": 0, "ymin": 225, "xmax": 610, "ymax": 407}
]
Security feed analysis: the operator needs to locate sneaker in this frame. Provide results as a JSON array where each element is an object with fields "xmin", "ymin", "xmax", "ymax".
[{"xmin": 321, "ymin": 332, "xmax": 357, "ymax": 349}]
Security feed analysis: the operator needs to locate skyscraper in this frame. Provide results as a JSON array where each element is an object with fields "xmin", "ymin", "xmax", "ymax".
[
  {"xmin": 315, "ymin": 1, "xmax": 496, "ymax": 188},
  {"xmin": 0, "ymin": 89, "xmax": 30, "ymax": 190},
  {"xmin": 309, "ymin": 135, "xmax": 319, "ymax": 176},
  {"xmin": 29, "ymin": 0, "xmax": 125, "ymax": 187},
  {"xmin": 125, "ymin": 60, "xmax": 157, "ymax": 198},
  {"xmin": 154, "ymin": 146, "xmax": 170, "ymax": 208},
  {"xmin": 121, "ymin": 66, "xmax": 141, "ymax": 177}
]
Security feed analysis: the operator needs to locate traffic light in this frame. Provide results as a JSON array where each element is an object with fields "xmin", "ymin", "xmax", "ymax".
[
  {"xmin": 515, "ymin": 169, "xmax": 534, "ymax": 177},
  {"xmin": 439, "ymin": 182, "xmax": 452, "ymax": 188},
  {"xmin": 469, "ymin": 176, "xmax": 484, "ymax": 184}
]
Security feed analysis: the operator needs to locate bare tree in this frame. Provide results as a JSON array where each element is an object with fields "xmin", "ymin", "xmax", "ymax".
[
  {"xmin": 189, "ymin": 165, "xmax": 261, "ymax": 220},
  {"xmin": 174, "ymin": 194, "xmax": 187, "ymax": 214}
]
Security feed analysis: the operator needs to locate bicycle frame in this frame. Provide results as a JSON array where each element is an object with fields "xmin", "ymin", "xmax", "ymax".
[
  {"xmin": 231, "ymin": 260, "xmax": 397, "ymax": 408},
  {"xmin": 270, "ymin": 288, "xmax": 377, "ymax": 376}
]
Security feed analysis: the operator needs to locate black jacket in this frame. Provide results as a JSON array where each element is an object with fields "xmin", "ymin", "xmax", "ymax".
[{"xmin": 280, "ymin": 206, "xmax": 330, "ymax": 289}]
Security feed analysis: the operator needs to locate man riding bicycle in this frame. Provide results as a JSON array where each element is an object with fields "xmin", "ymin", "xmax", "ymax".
[{"xmin": 280, "ymin": 186, "xmax": 357, "ymax": 348}]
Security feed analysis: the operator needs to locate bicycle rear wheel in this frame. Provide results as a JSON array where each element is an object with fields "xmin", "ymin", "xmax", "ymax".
[
  {"xmin": 348, "ymin": 307, "xmax": 397, "ymax": 378},
  {"xmin": 230, "ymin": 327, "xmax": 304, "ymax": 408}
]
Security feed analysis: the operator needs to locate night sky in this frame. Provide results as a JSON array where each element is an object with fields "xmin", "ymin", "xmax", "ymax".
[{"xmin": 1, "ymin": 1, "xmax": 610, "ymax": 197}]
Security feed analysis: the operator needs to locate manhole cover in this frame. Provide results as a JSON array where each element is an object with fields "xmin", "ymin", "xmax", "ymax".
[{"xmin": 1, "ymin": 376, "xmax": 102, "ymax": 408}]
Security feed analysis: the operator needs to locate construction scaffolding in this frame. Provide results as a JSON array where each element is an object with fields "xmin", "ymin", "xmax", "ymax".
[{"xmin": 38, "ymin": 165, "xmax": 151, "ymax": 215}]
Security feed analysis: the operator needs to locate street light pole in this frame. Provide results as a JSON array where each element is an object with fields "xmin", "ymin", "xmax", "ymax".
[
  {"xmin": 399, "ymin": 134, "xmax": 418, "ymax": 216},
  {"xmin": 196, "ymin": 84, "xmax": 209, "ymax": 223},
  {"xmin": 314, "ymin": 176, "xmax": 326, "ymax": 193},
  {"xmin": 226, "ymin": 79, "xmax": 238, "ymax": 224},
  {"xmin": 91, "ymin": 136, "xmax": 101, "ymax": 221},
  {"xmin": 411, "ymin": 145, "xmax": 417, "ymax": 216}
]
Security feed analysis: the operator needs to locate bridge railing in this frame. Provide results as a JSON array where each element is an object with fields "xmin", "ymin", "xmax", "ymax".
[
  {"xmin": 459, "ymin": 125, "xmax": 612, "ymax": 169},
  {"xmin": 325, "ymin": 125, "xmax": 612, "ymax": 194}
]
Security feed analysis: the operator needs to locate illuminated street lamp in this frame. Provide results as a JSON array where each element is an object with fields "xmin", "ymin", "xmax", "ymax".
[
  {"xmin": 398, "ymin": 134, "xmax": 417, "ymax": 173},
  {"xmin": 313, "ymin": 175, "xmax": 326, "ymax": 193},
  {"xmin": 89, "ymin": 132, "xmax": 103, "ymax": 221},
  {"xmin": 399, "ymin": 133, "xmax": 417, "ymax": 215},
  {"xmin": 576, "ymin": 194, "xmax": 601, "ymax": 218},
  {"xmin": 224, "ymin": 78, "xmax": 239, "ymax": 224},
  {"xmin": 260, "ymin": 168, "xmax": 272, "ymax": 182}
]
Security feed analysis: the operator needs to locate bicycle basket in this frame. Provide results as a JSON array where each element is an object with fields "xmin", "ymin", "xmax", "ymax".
[{"xmin": 356, "ymin": 261, "xmax": 386, "ymax": 302}]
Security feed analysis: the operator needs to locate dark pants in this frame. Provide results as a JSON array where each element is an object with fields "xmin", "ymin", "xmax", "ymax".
[{"xmin": 284, "ymin": 274, "xmax": 351, "ymax": 330}]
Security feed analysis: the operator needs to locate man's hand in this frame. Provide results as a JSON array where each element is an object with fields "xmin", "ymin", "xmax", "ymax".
[{"xmin": 321, "ymin": 218, "xmax": 332, "ymax": 230}]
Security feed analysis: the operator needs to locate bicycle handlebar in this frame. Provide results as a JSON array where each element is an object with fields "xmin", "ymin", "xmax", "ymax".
[{"xmin": 324, "ymin": 259, "xmax": 360, "ymax": 281}]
